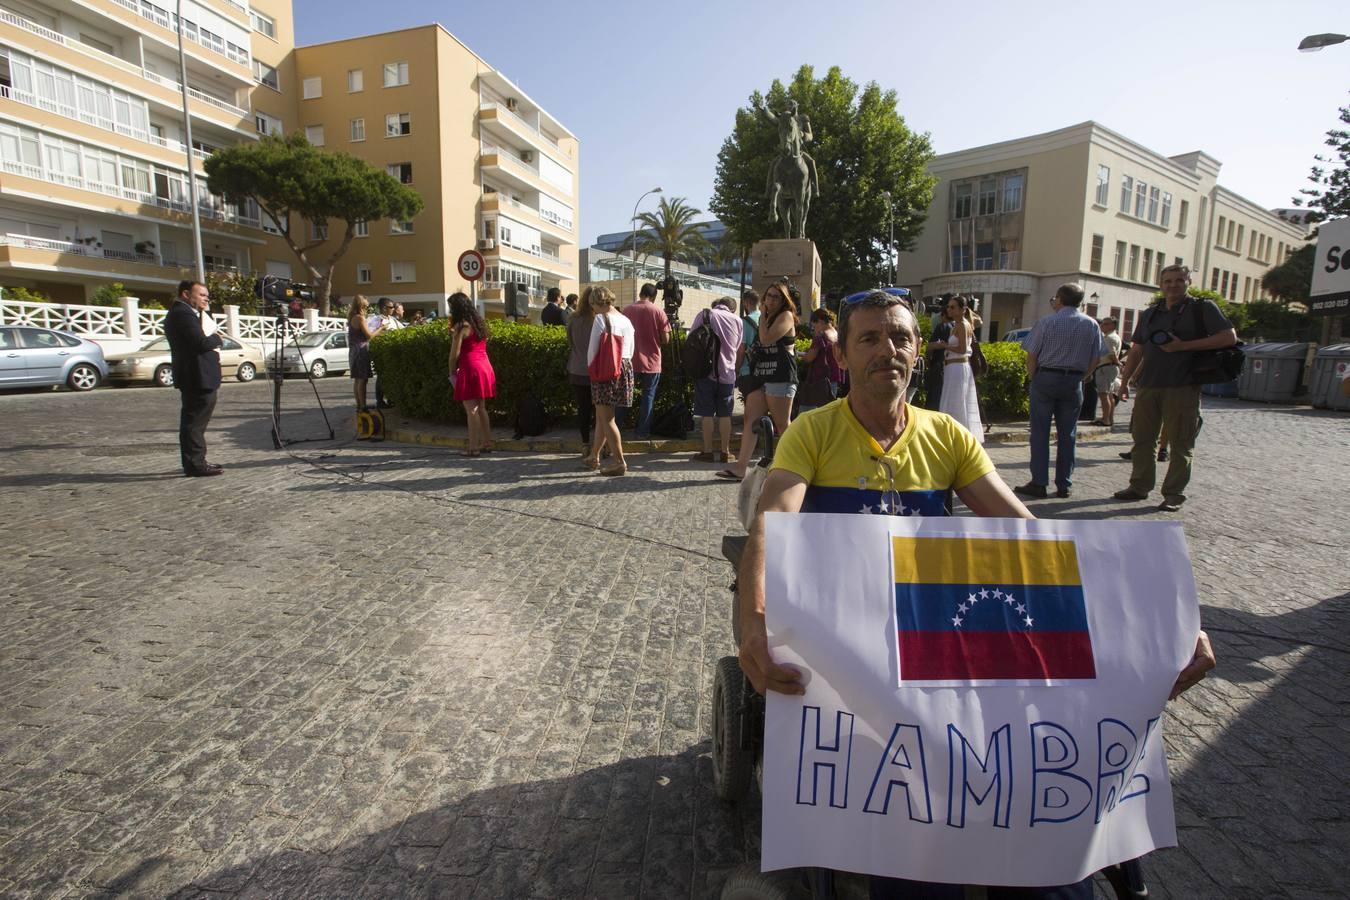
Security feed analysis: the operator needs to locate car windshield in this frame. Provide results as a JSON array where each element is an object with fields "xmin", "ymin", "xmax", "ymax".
[
  {"xmin": 142, "ymin": 338, "xmax": 170, "ymax": 351},
  {"xmin": 296, "ymin": 332, "xmax": 331, "ymax": 347}
]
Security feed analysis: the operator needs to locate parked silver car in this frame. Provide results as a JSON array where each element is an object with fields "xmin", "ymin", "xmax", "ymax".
[
  {"xmin": 106, "ymin": 336, "xmax": 266, "ymax": 386},
  {"xmin": 267, "ymin": 329, "xmax": 350, "ymax": 378},
  {"xmin": 0, "ymin": 325, "xmax": 108, "ymax": 391}
]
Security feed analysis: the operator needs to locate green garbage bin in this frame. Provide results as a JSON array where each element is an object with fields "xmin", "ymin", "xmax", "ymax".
[
  {"xmin": 1309, "ymin": 343, "xmax": 1350, "ymax": 411},
  {"xmin": 1237, "ymin": 342, "xmax": 1309, "ymax": 403}
]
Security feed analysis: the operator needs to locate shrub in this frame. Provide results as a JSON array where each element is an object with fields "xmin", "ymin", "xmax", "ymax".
[
  {"xmin": 371, "ymin": 318, "xmax": 696, "ymax": 426},
  {"xmin": 1, "ymin": 285, "xmax": 52, "ymax": 303},
  {"xmin": 90, "ymin": 282, "xmax": 129, "ymax": 307},
  {"xmin": 976, "ymin": 341, "xmax": 1029, "ymax": 419}
]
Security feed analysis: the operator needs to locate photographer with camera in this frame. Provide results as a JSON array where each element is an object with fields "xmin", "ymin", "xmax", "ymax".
[
  {"xmin": 620, "ymin": 282, "xmax": 671, "ymax": 438},
  {"xmin": 1112, "ymin": 265, "xmax": 1236, "ymax": 512}
]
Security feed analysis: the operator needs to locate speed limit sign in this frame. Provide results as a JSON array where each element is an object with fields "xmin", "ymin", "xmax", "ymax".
[{"xmin": 457, "ymin": 249, "xmax": 485, "ymax": 281}]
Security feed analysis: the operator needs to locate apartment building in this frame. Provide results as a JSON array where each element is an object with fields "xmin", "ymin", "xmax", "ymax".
[
  {"xmin": 0, "ymin": 0, "xmax": 288, "ymax": 301},
  {"xmin": 0, "ymin": 3, "xmax": 579, "ymax": 311},
  {"xmin": 289, "ymin": 26, "xmax": 579, "ymax": 312},
  {"xmin": 897, "ymin": 122, "xmax": 1309, "ymax": 341}
]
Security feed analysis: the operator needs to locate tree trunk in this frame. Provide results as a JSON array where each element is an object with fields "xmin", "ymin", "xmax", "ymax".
[{"xmin": 739, "ymin": 247, "xmax": 749, "ymax": 297}]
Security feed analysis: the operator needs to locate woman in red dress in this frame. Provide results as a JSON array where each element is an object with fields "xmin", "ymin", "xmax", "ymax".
[{"xmin": 446, "ymin": 292, "xmax": 496, "ymax": 456}]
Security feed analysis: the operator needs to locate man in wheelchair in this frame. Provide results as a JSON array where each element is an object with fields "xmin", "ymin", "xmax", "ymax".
[{"xmin": 735, "ymin": 290, "xmax": 1216, "ymax": 899}]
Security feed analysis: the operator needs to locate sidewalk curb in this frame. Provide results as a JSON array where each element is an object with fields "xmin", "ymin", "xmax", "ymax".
[{"xmin": 382, "ymin": 416, "xmax": 1120, "ymax": 454}]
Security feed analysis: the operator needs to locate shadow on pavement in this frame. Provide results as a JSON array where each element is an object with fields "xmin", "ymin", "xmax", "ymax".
[
  {"xmin": 102, "ymin": 743, "xmax": 753, "ymax": 899},
  {"xmin": 1145, "ymin": 592, "xmax": 1350, "ymax": 896}
]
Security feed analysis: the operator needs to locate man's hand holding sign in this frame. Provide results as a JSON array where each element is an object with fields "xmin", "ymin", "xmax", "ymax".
[{"xmin": 736, "ymin": 291, "xmax": 1215, "ymax": 895}]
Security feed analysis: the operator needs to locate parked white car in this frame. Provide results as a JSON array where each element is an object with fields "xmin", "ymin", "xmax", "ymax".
[
  {"xmin": 267, "ymin": 329, "xmax": 350, "ymax": 378},
  {"xmin": 1001, "ymin": 327, "xmax": 1033, "ymax": 347},
  {"xmin": 0, "ymin": 325, "xmax": 107, "ymax": 391}
]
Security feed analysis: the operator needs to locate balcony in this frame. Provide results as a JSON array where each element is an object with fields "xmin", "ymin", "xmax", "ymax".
[
  {"xmin": 478, "ymin": 144, "xmax": 576, "ymax": 202},
  {"xmin": 487, "ymin": 240, "xmax": 573, "ymax": 279},
  {"xmin": 0, "ymin": 9, "xmax": 251, "ymax": 126},
  {"xmin": 480, "ymin": 193, "xmax": 573, "ymax": 243},
  {"xmin": 478, "ymin": 102, "xmax": 570, "ymax": 159},
  {"xmin": 102, "ymin": 0, "xmax": 251, "ymax": 72},
  {"xmin": 0, "ymin": 232, "xmax": 199, "ymax": 282},
  {"xmin": 0, "ymin": 159, "xmax": 260, "ymax": 229}
]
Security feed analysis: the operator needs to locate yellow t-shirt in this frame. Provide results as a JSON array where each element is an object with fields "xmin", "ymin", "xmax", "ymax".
[{"xmin": 771, "ymin": 398, "xmax": 994, "ymax": 516}]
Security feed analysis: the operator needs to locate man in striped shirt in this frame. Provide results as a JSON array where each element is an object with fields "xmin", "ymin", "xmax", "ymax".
[{"xmin": 1014, "ymin": 283, "xmax": 1106, "ymax": 500}]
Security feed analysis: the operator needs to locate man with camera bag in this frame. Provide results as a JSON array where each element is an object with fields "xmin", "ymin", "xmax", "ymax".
[{"xmin": 1112, "ymin": 265, "xmax": 1236, "ymax": 512}]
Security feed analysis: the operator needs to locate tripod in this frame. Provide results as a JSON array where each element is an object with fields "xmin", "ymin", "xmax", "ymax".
[{"xmin": 269, "ymin": 312, "xmax": 335, "ymax": 449}]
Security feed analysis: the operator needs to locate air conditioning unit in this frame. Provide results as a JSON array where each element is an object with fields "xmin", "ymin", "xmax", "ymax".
[
  {"xmin": 520, "ymin": 150, "xmax": 534, "ymax": 164},
  {"xmin": 505, "ymin": 97, "xmax": 518, "ymax": 112},
  {"xmin": 478, "ymin": 238, "xmax": 496, "ymax": 250}
]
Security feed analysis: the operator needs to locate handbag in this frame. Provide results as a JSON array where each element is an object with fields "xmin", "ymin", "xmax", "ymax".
[
  {"xmin": 969, "ymin": 337, "xmax": 989, "ymax": 379},
  {"xmin": 588, "ymin": 314, "xmax": 622, "ymax": 383}
]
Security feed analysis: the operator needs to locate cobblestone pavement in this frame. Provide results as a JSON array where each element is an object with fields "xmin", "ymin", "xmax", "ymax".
[{"xmin": 0, "ymin": 380, "xmax": 1345, "ymax": 899}]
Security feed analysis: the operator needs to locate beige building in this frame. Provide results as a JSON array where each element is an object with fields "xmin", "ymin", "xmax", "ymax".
[
  {"xmin": 0, "ymin": 2, "xmax": 579, "ymax": 313},
  {"xmin": 897, "ymin": 122, "xmax": 1309, "ymax": 341}
]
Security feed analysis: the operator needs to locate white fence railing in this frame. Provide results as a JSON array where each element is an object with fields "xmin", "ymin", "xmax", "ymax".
[{"xmin": 0, "ymin": 297, "xmax": 346, "ymax": 353}]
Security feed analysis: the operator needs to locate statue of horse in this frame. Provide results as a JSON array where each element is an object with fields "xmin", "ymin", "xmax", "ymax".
[{"xmin": 767, "ymin": 151, "xmax": 819, "ymax": 240}]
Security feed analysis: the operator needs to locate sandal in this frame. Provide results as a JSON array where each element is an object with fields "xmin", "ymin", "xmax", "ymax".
[
  {"xmin": 600, "ymin": 464, "xmax": 627, "ymax": 477},
  {"xmin": 1090, "ymin": 419, "xmax": 1109, "ymax": 427},
  {"xmin": 580, "ymin": 457, "xmax": 599, "ymax": 470},
  {"xmin": 714, "ymin": 469, "xmax": 743, "ymax": 482}
]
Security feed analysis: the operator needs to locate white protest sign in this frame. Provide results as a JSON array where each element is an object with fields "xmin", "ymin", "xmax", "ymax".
[
  {"xmin": 760, "ymin": 513, "xmax": 1198, "ymax": 887},
  {"xmin": 1310, "ymin": 216, "xmax": 1350, "ymax": 316}
]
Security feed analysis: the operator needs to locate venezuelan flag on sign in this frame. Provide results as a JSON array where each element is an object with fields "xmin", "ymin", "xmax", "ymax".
[{"xmin": 893, "ymin": 536, "xmax": 1096, "ymax": 681}]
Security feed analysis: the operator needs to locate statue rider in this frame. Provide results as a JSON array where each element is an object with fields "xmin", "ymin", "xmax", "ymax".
[{"xmin": 755, "ymin": 96, "xmax": 819, "ymax": 240}]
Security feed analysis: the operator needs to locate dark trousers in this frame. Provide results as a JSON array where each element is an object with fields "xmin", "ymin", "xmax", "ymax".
[
  {"xmin": 572, "ymin": 382, "xmax": 594, "ymax": 444},
  {"xmin": 1029, "ymin": 370, "xmax": 1083, "ymax": 490},
  {"xmin": 178, "ymin": 388, "xmax": 218, "ymax": 473}
]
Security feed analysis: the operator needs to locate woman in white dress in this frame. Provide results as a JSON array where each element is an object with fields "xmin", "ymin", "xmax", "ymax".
[{"xmin": 933, "ymin": 294, "xmax": 984, "ymax": 443}]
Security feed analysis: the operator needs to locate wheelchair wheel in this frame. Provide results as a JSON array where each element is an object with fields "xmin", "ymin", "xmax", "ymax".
[
  {"xmin": 719, "ymin": 864, "xmax": 802, "ymax": 900},
  {"xmin": 713, "ymin": 656, "xmax": 754, "ymax": 803}
]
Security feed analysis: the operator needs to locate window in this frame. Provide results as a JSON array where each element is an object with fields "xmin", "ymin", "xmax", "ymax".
[
  {"xmin": 483, "ymin": 218, "xmax": 495, "ymax": 239},
  {"xmin": 348, "ymin": 69, "xmax": 363, "ymax": 93},
  {"xmin": 1216, "ymin": 216, "xmax": 1227, "ymax": 246},
  {"xmin": 203, "ymin": 253, "xmax": 235, "ymax": 273},
  {"xmin": 354, "ymin": 219, "xmax": 368, "ymax": 237},
  {"xmin": 262, "ymin": 212, "xmax": 282, "ymax": 235},
  {"xmin": 953, "ymin": 183, "xmax": 972, "ymax": 219},
  {"xmin": 998, "ymin": 237, "xmax": 1020, "ymax": 269},
  {"xmin": 1155, "ymin": 249, "xmax": 1164, "ymax": 284},
  {"xmin": 304, "ymin": 125, "xmax": 324, "ymax": 146},
  {"xmin": 977, "ymin": 178, "xmax": 996, "ymax": 216},
  {"xmin": 382, "ymin": 62, "xmax": 409, "ymax": 87},
  {"xmin": 1142, "ymin": 249, "xmax": 1153, "ymax": 281},
  {"xmin": 1177, "ymin": 200, "xmax": 1189, "ymax": 235},
  {"xmin": 390, "ymin": 218, "xmax": 414, "ymax": 234},
  {"xmin": 1120, "ymin": 175, "xmax": 1133, "ymax": 213},
  {"xmin": 1243, "ymin": 276, "xmax": 1251, "ymax": 301},
  {"xmin": 250, "ymin": 8, "xmax": 275, "ymax": 38},
  {"xmin": 345, "ymin": 119, "xmax": 365, "ymax": 143},
  {"xmin": 1236, "ymin": 225, "xmax": 1244, "ymax": 254},
  {"xmin": 1000, "ymin": 173, "xmax": 1024, "ymax": 213},
  {"xmin": 1085, "ymin": 302, "xmax": 1099, "ymax": 318},
  {"xmin": 1113, "ymin": 240, "xmax": 1126, "ymax": 278},
  {"xmin": 1095, "ymin": 164, "xmax": 1110, "ymax": 206},
  {"xmin": 255, "ymin": 112, "xmax": 282, "ymax": 136},
  {"xmin": 387, "ymin": 162, "xmax": 412, "ymax": 184},
  {"xmin": 1128, "ymin": 244, "xmax": 1140, "ymax": 281},
  {"xmin": 1227, "ymin": 220, "xmax": 1236, "ymax": 248},
  {"xmin": 311, "ymin": 221, "xmax": 328, "ymax": 240},
  {"xmin": 974, "ymin": 242, "xmax": 994, "ymax": 270},
  {"xmin": 1134, "ymin": 181, "xmax": 1147, "ymax": 218},
  {"xmin": 302, "ymin": 77, "xmax": 321, "ymax": 100},
  {"xmin": 1161, "ymin": 192, "xmax": 1172, "ymax": 229},
  {"xmin": 1210, "ymin": 267, "xmax": 1220, "ymax": 291},
  {"xmin": 1220, "ymin": 270, "xmax": 1229, "ymax": 297},
  {"xmin": 1147, "ymin": 186, "xmax": 1159, "ymax": 223},
  {"xmin": 253, "ymin": 60, "xmax": 279, "ymax": 91},
  {"xmin": 1123, "ymin": 309, "xmax": 1136, "ymax": 339},
  {"xmin": 356, "ymin": 263, "xmax": 372, "ymax": 284},
  {"xmin": 1089, "ymin": 234, "xmax": 1104, "ymax": 273},
  {"xmin": 390, "ymin": 260, "xmax": 416, "ymax": 282},
  {"xmin": 385, "ymin": 113, "xmax": 410, "ymax": 137},
  {"xmin": 951, "ymin": 245, "xmax": 970, "ymax": 272}
]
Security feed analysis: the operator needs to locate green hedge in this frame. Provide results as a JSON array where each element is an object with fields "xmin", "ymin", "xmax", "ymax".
[
  {"xmin": 371, "ymin": 318, "xmax": 1031, "ymax": 426},
  {"xmin": 370, "ymin": 318, "xmax": 693, "ymax": 426}
]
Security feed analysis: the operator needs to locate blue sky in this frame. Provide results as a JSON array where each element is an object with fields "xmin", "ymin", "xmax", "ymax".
[{"xmin": 295, "ymin": 0, "xmax": 1347, "ymax": 245}]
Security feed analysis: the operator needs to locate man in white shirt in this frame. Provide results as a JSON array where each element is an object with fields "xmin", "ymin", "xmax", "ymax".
[{"xmin": 368, "ymin": 298, "xmax": 402, "ymax": 408}]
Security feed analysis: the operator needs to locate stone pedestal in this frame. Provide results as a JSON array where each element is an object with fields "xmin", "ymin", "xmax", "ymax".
[{"xmin": 752, "ymin": 238, "xmax": 822, "ymax": 311}]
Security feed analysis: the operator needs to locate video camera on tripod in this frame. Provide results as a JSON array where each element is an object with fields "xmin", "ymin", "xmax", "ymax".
[
  {"xmin": 255, "ymin": 275, "xmax": 316, "ymax": 315},
  {"xmin": 659, "ymin": 275, "xmax": 683, "ymax": 322}
]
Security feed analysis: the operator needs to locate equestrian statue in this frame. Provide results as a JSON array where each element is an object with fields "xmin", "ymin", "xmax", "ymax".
[{"xmin": 755, "ymin": 97, "xmax": 820, "ymax": 240}]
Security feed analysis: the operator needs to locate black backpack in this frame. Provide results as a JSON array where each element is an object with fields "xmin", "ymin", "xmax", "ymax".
[
  {"xmin": 650, "ymin": 401, "xmax": 694, "ymax": 439},
  {"xmin": 512, "ymin": 392, "xmax": 548, "ymax": 438},
  {"xmin": 1185, "ymin": 300, "xmax": 1245, "ymax": 384},
  {"xmin": 681, "ymin": 314, "xmax": 721, "ymax": 380}
]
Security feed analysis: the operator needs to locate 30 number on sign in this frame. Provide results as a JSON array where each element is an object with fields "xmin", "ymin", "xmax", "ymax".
[{"xmin": 457, "ymin": 249, "xmax": 485, "ymax": 282}]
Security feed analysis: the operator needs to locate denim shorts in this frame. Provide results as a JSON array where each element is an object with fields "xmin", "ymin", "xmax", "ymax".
[
  {"xmin": 693, "ymin": 378, "xmax": 734, "ymax": 417},
  {"xmin": 763, "ymin": 381, "xmax": 797, "ymax": 399}
]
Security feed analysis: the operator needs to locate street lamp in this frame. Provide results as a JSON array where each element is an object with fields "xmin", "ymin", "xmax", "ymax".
[
  {"xmin": 1299, "ymin": 33, "xmax": 1348, "ymax": 51},
  {"xmin": 882, "ymin": 190, "xmax": 895, "ymax": 286},
  {"xmin": 175, "ymin": 0, "xmax": 205, "ymax": 283},
  {"xmin": 630, "ymin": 186, "xmax": 662, "ymax": 296}
]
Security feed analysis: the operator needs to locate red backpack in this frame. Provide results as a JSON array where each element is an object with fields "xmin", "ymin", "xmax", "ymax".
[{"xmin": 588, "ymin": 314, "xmax": 622, "ymax": 382}]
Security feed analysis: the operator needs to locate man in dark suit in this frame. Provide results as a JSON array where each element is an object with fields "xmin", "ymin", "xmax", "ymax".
[
  {"xmin": 165, "ymin": 279, "xmax": 223, "ymax": 477},
  {"xmin": 540, "ymin": 286, "xmax": 567, "ymax": 325}
]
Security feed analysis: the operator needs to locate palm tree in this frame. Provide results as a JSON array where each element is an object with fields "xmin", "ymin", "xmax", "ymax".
[{"xmin": 623, "ymin": 196, "xmax": 714, "ymax": 281}]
